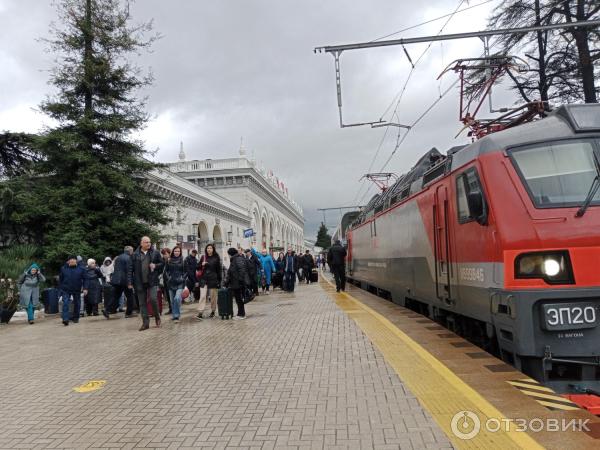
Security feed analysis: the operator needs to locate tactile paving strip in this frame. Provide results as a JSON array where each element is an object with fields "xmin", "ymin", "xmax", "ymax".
[{"xmin": 322, "ymin": 278, "xmax": 544, "ymax": 450}]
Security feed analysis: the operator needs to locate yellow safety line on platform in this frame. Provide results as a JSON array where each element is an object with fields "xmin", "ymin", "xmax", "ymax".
[{"xmin": 321, "ymin": 276, "xmax": 544, "ymax": 450}]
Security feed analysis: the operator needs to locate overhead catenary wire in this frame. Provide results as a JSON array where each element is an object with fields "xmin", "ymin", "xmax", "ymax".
[
  {"xmin": 358, "ymin": 79, "xmax": 460, "ymax": 205},
  {"xmin": 379, "ymin": 0, "xmax": 466, "ymax": 122},
  {"xmin": 351, "ymin": 0, "xmax": 496, "ymax": 208},
  {"xmin": 378, "ymin": 77, "xmax": 461, "ymax": 172},
  {"xmin": 350, "ymin": 124, "xmax": 392, "ymax": 206},
  {"xmin": 369, "ymin": 0, "xmax": 496, "ymax": 43},
  {"xmin": 356, "ymin": 77, "xmax": 460, "ymax": 206},
  {"xmin": 354, "ymin": 0, "xmax": 468, "ymax": 207},
  {"xmin": 348, "ymin": 0, "xmax": 584, "ymax": 206}
]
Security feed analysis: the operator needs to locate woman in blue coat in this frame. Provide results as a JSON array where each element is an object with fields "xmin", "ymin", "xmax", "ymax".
[
  {"xmin": 252, "ymin": 248, "xmax": 276, "ymax": 294},
  {"xmin": 17, "ymin": 263, "xmax": 46, "ymax": 324}
]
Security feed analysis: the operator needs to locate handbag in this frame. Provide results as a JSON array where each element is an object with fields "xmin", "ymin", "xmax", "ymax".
[
  {"xmin": 181, "ymin": 287, "xmax": 190, "ymax": 300},
  {"xmin": 243, "ymin": 287, "xmax": 256, "ymax": 304}
]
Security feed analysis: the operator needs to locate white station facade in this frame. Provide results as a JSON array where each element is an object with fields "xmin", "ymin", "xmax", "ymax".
[{"xmin": 146, "ymin": 143, "xmax": 304, "ymax": 263}]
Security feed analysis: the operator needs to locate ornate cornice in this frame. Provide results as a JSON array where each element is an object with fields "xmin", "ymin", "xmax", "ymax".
[{"xmin": 144, "ymin": 174, "xmax": 251, "ymax": 226}]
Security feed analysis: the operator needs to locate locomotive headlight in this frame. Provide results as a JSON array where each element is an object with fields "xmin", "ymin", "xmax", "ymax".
[
  {"xmin": 543, "ymin": 259, "xmax": 561, "ymax": 277},
  {"xmin": 515, "ymin": 251, "xmax": 574, "ymax": 285}
]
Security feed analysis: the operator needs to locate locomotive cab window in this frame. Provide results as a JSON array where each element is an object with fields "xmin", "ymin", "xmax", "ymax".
[
  {"xmin": 509, "ymin": 139, "xmax": 600, "ymax": 208},
  {"xmin": 456, "ymin": 168, "xmax": 487, "ymax": 225}
]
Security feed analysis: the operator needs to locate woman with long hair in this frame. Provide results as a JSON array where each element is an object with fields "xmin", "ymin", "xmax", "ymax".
[
  {"xmin": 164, "ymin": 246, "xmax": 186, "ymax": 322},
  {"xmin": 197, "ymin": 243, "xmax": 222, "ymax": 320},
  {"xmin": 160, "ymin": 247, "xmax": 172, "ymax": 315},
  {"xmin": 273, "ymin": 252, "xmax": 284, "ymax": 290}
]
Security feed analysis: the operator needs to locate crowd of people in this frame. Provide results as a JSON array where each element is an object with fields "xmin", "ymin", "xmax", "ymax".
[{"xmin": 7, "ymin": 236, "xmax": 342, "ymax": 330}]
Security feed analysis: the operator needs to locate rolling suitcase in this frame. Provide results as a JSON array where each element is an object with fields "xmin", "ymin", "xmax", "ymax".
[
  {"xmin": 310, "ymin": 268, "xmax": 318, "ymax": 283},
  {"xmin": 47, "ymin": 288, "xmax": 60, "ymax": 314},
  {"xmin": 0, "ymin": 304, "xmax": 16, "ymax": 323},
  {"xmin": 41, "ymin": 288, "xmax": 59, "ymax": 314},
  {"xmin": 272, "ymin": 272, "xmax": 282, "ymax": 289},
  {"xmin": 217, "ymin": 288, "xmax": 233, "ymax": 320},
  {"xmin": 282, "ymin": 275, "xmax": 288, "ymax": 291},
  {"xmin": 102, "ymin": 284, "xmax": 115, "ymax": 313}
]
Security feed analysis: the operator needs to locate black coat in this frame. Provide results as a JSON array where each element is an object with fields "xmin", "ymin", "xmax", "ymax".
[
  {"xmin": 129, "ymin": 247, "xmax": 164, "ymax": 289},
  {"xmin": 302, "ymin": 254, "xmax": 315, "ymax": 270},
  {"xmin": 200, "ymin": 254, "xmax": 222, "ymax": 289},
  {"xmin": 184, "ymin": 255, "xmax": 198, "ymax": 283},
  {"xmin": 85, "ymin": 267, "xmax": 104, "ymax": 304},
  {"xmin": 245, "ymin": 254, "xmax": 260, "ymax": 279},
  {"xmin": 295, "ymin": 254, "xmax": 303, "ymax": 272},
  {"xmin": 328, "ymin": 243, "xmax": 347, "ymax": 267},
  {"xmin": 165, "ymin": 256, "xmax": 186, "ymax": 289},
  {"xmin": 226, "ymin": 254, "xmax": 250, "ymax": 289},
  {"xmin": 110, "ymin": 251, "xmax": 132, "ymax": 287}
]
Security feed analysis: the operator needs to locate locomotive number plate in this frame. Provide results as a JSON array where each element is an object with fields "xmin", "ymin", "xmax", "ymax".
[{"xmin": 542, "ymin": 303, "xmax": 598, "ymax": 331}]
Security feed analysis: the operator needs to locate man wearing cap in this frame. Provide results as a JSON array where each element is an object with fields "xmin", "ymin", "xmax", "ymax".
[{"xmin": 58, "ymin": 255, "xmax": 89, "ymax": 326}]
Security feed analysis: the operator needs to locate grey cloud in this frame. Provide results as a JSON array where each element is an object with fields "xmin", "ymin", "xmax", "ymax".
[{"xmin": 0, "ymin": 0, "xmax": 499, "ymax": 239}]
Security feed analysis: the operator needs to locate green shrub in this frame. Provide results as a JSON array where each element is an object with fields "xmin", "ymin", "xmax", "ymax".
[{"xmin": 0, "ymin": 244, "xmax": 40, "ymax": 281}]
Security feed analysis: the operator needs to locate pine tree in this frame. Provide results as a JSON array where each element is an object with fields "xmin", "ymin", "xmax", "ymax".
[
  {"xmin": 9, "ymin": 0, "xmax": 168, "ymax": 268},
  {"xmin": 489, "ymin": 0, "xmax": 599, "ymax": 104},
  {"xmin": 315, "ymin": 223, "xmax": 332, "ymax": 250},
  {"xmin": 0, "ymin": 132, "xmax": 38, "ymax": 177}
]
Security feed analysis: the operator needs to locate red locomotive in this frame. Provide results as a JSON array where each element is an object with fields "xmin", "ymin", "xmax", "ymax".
[{"xmin": 345, "ymin": 104, "xmax": 600, "ymax": 395}]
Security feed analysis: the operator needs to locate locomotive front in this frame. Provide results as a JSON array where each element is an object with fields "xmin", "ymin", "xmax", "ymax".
[{"xmin": 486, "ymin": 104, "xmax": 600, "ymax": 391}]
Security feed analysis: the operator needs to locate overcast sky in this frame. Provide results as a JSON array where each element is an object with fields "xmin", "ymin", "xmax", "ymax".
[{"xmin": 0, "ymin": 0, "xmax": 510, "ymax": 239}]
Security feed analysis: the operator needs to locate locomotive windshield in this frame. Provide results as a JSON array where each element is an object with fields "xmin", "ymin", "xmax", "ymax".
[{"xmin": 510, "ymin": 139, "xmax": 600, "ymax": 208}]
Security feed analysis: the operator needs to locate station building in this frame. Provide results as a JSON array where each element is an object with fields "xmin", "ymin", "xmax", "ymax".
[{"xmin": 146, "ymin": 143, "xmax": 304, "ymax": 263}]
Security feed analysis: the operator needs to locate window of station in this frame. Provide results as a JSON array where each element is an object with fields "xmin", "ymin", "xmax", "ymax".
[{"xmin": 456, "ymin": 168, "xmax": 484, "ymax": 223}]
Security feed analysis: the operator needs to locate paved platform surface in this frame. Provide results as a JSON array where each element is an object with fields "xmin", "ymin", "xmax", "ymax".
[{"xmin": 0, "ymin": 282, "xmax": 451, "ymax": 449}]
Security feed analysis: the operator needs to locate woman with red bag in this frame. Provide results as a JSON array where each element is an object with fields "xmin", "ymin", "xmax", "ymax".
[{"xmin": 196, "ymin": 243, "xmax": 222, "ymax": 320}]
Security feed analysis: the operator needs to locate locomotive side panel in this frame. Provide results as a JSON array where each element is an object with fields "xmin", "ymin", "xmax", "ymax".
[{"xmin": 350, "ymin": 198, "xmax": 438, "ymax": 305}]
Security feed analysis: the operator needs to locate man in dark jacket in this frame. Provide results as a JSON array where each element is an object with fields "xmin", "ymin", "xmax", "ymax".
[
  {"xmin": 226, "ymin": 248, "xmax": 251, "ymax": 319},
  {"xmin": 183, "ymin": 249, "xmax": 199, "ymax": 302},
  {"xmin": 283, "ymin": 248, "xmax": 297, "ymax": 292},
  {"xmin": 244, "ymin": 249, "xmax": 261, "ymax": 296},
  {"xmin": 105, "ymin": 246, "xmax": 134, "ymax": 319},
  {"xmin": 328, "ymin": 240, "xmax": 347, "ymax": 292},
  {"xmin": 59, "ymin": 255, "xmax": 89, "ymax": 326},
  {"xmin": 302, "ymin": 250, "xmax": 315, "ymax": 284},
  {"xmin": 128, "ymin": 236, "xmax": 164, "ymax": 331}
]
